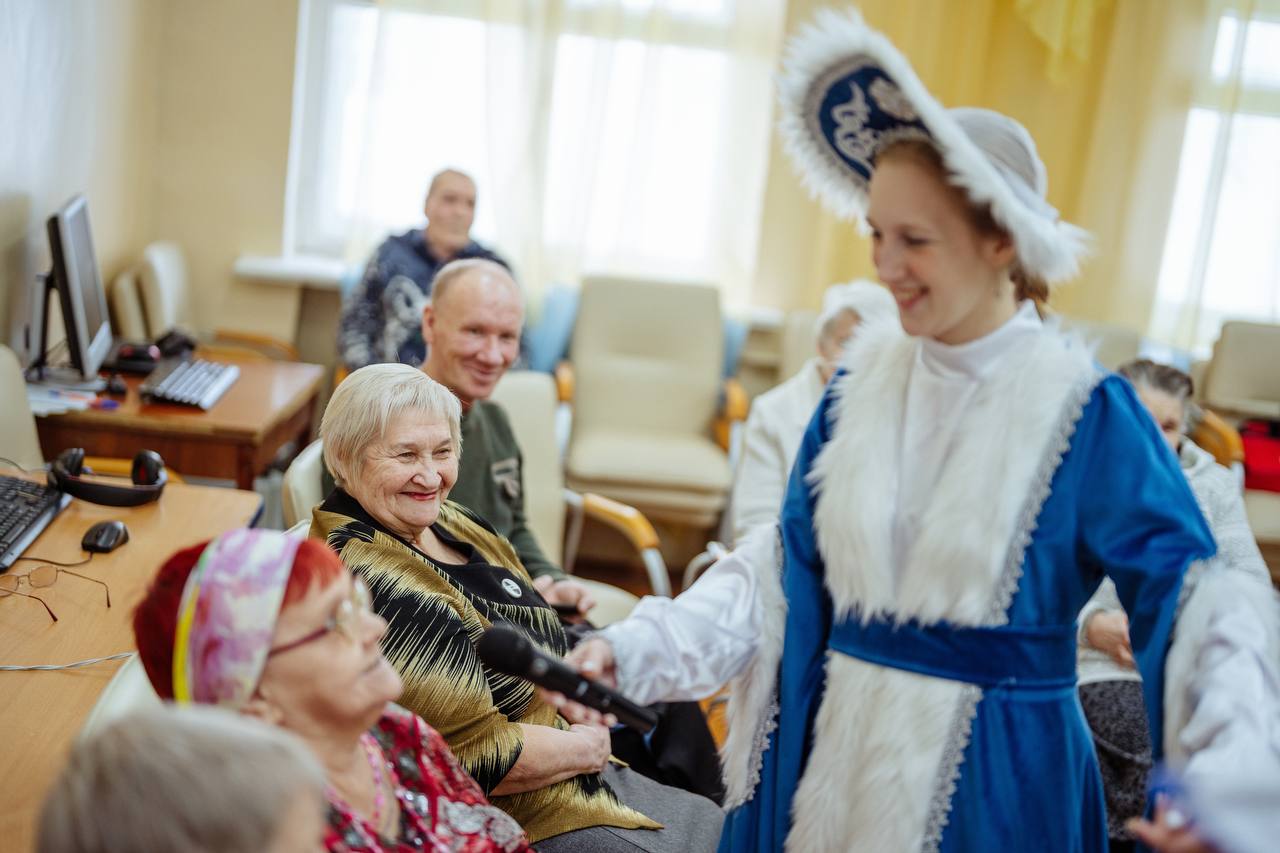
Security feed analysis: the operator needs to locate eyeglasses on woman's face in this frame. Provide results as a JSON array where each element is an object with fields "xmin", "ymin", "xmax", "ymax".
[{"xmin": 267, "ymin": 576, "xmax": 372, "ymax": 658}]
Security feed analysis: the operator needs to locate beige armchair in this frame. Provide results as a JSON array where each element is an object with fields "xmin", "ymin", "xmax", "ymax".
[
  {"xmin": 0, "ymin": 346, "xmax": 45, "ymax": 470},
  {"xmin": 281, "ymin": 438, "xmax": 327, "ymax": 530},
  {"xmin": 109, "ymin": 242, "xmax": 298, "ymax": 361},
  {"xmin": 1201, "ymin": 321, "xmax": 1280, "ymax": 421},
  {"xmin": 1059, "ymin": 316, "xmax": 1143, "ymax": 370},
  {"xmin": 561, "ymin": 276, "xmax": 745, "ymax": 540},
  {"xmin": 1200, "ymin": 321, "xmax": 1280, "ymax": 579},
  {"xmin": 778, "ymin": 309, "xmax": 819, "ymax": 383}
]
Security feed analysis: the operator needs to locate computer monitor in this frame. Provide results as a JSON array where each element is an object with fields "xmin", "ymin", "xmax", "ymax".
[{"xmin": 39, "ymin": 194, "xmax": 113, "ymax": 381}]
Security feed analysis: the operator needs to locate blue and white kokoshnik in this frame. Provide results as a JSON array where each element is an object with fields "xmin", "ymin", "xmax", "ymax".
[{"xmin": 777, "ymin": 7, "xmax": 1091, "ymax": 285}]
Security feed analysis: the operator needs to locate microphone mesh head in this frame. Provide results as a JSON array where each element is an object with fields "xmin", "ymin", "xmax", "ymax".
[{"xmin": 476, "ymin": 624, "xmax": 534, "ymax": 676}]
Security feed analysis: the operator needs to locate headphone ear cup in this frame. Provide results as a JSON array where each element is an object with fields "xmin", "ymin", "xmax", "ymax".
[
  {"xmin": 131, "ymin": 450, "xmax": 165, "ymax": 486},
  {"xmin": 58, "ymin": 448, "xmax": 86, "ymax": 478}
]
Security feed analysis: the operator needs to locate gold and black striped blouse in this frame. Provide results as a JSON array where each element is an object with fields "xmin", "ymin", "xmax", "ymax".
[{"xmin": 312, "ymin": 490, "xmax": 659, "ymax": 843}]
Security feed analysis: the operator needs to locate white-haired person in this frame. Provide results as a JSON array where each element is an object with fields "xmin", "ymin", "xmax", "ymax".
[
  {"xmin": 311, "ymin": 363, "xmax": 723, "ymax": 852},
  {"xmin": 729, "ymin": 279, "xmax": 897, "ymax": 541},
  {"xmin": 548, "ymin": 9, "xmax": 1223, "ymax": 852},
  {"xmin": 1077, "ymin": 359, "xmax": 1280, "ymax": 851},
  {"xmin": 38, "ymin": 705, "xmax": 327, "ymax": 853}
]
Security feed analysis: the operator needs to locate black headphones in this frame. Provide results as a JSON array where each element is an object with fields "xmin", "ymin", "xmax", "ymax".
[{"xmin": 47, "ymin": 448, "xmax": 168, "ymax": 507}]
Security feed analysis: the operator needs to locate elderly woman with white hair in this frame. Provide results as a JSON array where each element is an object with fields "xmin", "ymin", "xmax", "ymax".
[
  {"xmin": 729, "ymin": 279, "xmax": 897, "ymax": 541},
  {"xmin": 312, "ymin": 363, "xmax": 723, "ymax": 852},
  {"xmin": 39, "ymin": 706, "xmax": 328, "ymax": 853}
]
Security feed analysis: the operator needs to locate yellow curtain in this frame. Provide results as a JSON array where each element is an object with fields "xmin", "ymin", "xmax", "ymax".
[
  {"xmin": 752, "ymin": 0, "xmax": 1211, "ymax": 333},
  {"xmin": 1014, "ymin": 0, "xmax": 1113, "ymax": 82}
]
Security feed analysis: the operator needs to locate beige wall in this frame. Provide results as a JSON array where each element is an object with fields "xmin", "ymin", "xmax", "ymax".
[
  {"xmin": 0, "ymin": 0, "xmax": 162, "ymax": 358},
  {"xmin": 152, "ymin": 0, "xmax": 301, "ymax": 342},
  {"xmin": 0, "ymin": 0, "xmax": 301, "ymax": 358}
]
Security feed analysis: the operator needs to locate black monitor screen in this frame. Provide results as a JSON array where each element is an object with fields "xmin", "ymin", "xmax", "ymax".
[{"xmin": 46, "ymin": 195, "xmax": 112, "ymax": 379}]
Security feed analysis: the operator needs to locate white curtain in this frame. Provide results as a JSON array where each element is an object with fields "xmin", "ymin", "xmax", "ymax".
[
  {"xmin": 287, "ymin": 0, "xmax": 785, "ymax": 310},
  {"xmin": 1149, "ymin": 0, "xmax": 1280, "ymax": 355}
]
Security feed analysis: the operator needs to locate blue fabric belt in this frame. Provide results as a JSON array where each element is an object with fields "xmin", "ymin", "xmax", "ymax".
[{"xmin": 828, "ymin": 615, "xmax": 1077, "ymax": 689}]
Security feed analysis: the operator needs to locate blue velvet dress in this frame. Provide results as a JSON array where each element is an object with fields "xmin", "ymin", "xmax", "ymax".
[{"xmin": 719, "ymin": 372, "xmax": 1215, "ymax": 852}]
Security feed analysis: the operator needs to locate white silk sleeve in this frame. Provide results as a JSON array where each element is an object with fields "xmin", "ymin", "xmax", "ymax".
[
  {"xmin": 1166, "ymin": 571, "xmax": 1280, "ymax": 772},
  {"xmin": 598, "ymin": 525, "xmax": 777, "ymax": 706},
  {"xmin": 1165, "ymin": 571, "xmax": 1280, "ymax": 853}
]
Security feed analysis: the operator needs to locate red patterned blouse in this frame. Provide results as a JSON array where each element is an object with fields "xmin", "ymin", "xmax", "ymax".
[{"xmin": 323, "ymin": 706, "xmax": 532, "ymax": 852}]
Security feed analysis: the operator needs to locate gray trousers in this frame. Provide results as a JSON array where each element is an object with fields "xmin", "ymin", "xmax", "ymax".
[{"xmin": 534, "ymin": 764, "xmax": 723, "ymax": 853}]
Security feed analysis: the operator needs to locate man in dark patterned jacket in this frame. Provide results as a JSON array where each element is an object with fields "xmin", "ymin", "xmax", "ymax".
[{"xmin": 337, "ymin": 168, "xmax": 507, "ymax": 370}]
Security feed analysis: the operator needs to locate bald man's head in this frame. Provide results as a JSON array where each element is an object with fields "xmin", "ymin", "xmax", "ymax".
[
  {"xmin": 421, "ymin": 260, "xmax": 523, "ymax": 405},
  {"xmin": 429, "ymin": 259, "xmax": 519, "ymax": 309},
  {"xmin": 423, "ymin": 170, "xmax": 477, "ymax": 261}
]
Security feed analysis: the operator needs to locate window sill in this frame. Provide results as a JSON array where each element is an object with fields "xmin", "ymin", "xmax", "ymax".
[{"xmin": 233, "ymin": 254, "xmax": 347, "ymax": 289}]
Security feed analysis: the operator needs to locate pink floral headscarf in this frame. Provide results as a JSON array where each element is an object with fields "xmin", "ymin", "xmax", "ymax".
[{"xmin": 171, "ymin": 529, "xmax": 303, "ymax": 708}]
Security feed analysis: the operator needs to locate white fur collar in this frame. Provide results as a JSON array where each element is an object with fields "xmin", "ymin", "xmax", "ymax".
[
  {"xmin": 785, "ymin": 319, "xmax": 1099, "ymax": 852},
  {"xmin": 811, "ymin": 318, "xmax": 1096, "ymax": 626}
]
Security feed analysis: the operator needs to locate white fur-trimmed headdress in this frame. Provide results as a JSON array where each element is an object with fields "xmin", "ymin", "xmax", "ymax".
[{"xmin": 778, "ymin": 8, "xmax": 1091, "ymax": 284}]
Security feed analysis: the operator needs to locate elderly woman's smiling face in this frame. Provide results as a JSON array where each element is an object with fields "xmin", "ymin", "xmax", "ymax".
[{"xmin": 347, "ymin": 410, "xmax": 459, "ymax": 540}]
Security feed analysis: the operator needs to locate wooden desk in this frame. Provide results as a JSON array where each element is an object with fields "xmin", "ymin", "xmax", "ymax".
[
  {"xmin": 35, "ymin": 359, "xmax": 324, "ymax": 490},
  {"xmin": 0, "ymin": 477, "xmax": 262, "ymax": 853}
]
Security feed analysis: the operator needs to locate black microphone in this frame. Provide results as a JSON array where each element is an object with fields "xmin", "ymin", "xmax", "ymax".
[{"xmin": 476, "ymin": 624, "xmax": 659, "ymax": 733}]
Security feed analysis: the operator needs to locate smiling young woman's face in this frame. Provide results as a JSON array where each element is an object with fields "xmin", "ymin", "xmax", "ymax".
[
  {"xmin": 346, "ymin": 411, "xmax": 459, "ymax": 540},
  {"xmin": 866, "ymin": 150, "xmax": 1018, "ymax": 346}
]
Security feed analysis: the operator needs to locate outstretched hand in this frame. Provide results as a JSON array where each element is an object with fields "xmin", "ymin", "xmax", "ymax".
[
  {"xmin": 1127, "ymin": 798, "xmax": 1217, "ymax": 853},
  {"xmin": 538, "ymin": 637, "xmax": 619, "ymax": 727}
]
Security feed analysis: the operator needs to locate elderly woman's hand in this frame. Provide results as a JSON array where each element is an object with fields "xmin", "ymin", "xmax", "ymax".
[
  {"xmin": 1086, "ymin": 610, "xmax": 1135, "ymax": 668},
  {"xmin": 568, "ymin": 723, "xmax": 613, "ymax": 775},
  {"xmin": 532, "ymin": 576, "xmax": 597, "ymax": 621}
]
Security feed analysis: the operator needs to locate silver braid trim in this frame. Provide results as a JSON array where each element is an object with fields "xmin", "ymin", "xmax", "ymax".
[
  {"xmin": 920, "ymin": 366, "xmax": 1102, "ymax": 852},
  {"xmin": 726, "ymin": 694, "xmax": 781, "ymax": 810},
  {"xmin": 920, "ymin": 684, "xmax": 983, "ymax": 853},
  {"xmin": 986, "ymin": 366, "xmax": 1103, "ymax": 626}
]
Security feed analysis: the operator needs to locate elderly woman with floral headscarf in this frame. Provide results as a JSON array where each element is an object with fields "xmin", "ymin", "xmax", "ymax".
[{"xmin": 133, "ymin": 528, "xmax": 532, "ymax": 853}]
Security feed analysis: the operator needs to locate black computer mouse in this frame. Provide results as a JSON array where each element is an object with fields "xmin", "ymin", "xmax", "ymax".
[
  {"xmin": 82, "ymin": 520, "xmax": 129, "ymax": 553},
  {"xmin": 105, "ymin": 374, "xmax": 128, "ymax": 395}
]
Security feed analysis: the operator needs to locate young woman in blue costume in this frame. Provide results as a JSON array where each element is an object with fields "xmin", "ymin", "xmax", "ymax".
[{"xmin": 554, "ymin": 9, "xmax": 1222, "ymax": 852}]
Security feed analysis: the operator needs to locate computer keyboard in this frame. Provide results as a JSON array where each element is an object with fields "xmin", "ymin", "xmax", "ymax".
[
  {"xmin": 139, "ymin": 358, "xmax": 240, "ymax": 410},
  {"xmin": 0, "ymin": 476, "xmax": 71, "ymax": 572}
]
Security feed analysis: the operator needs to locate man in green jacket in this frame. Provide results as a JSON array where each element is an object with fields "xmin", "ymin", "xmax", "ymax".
[{"xmin": 420, "ymin": 258, "xmax": 596, "ymax": 616}]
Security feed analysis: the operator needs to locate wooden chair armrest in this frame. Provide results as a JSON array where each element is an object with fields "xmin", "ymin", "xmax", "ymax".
[
  {"xmin": 83, "ymin": 456, "xmax": 185, "ymax": 483},
  {"xmin": 722, "ymin": 377, "xmax": 748, "ymax": 422},
  {"xmin": 580, "ymin": 492, "xmax": 661, "ymax": 551},
  {"xmin": 210, "ymin": 329, "xmax": 300, "ymax": 361},
  {"xmin": 1191, "ymin": 408, "xmax": 1245, "ymax": 468},
  {"xmin": 554, "ymin": 361, "xmax": 575, "ymax": 403},
  {"xmin": 714, "ymin": 377, "xmax": 749, "ymax": 453}
]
